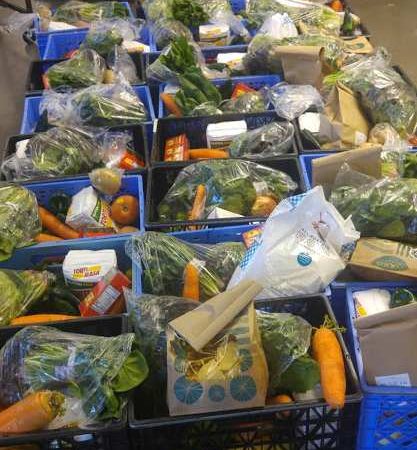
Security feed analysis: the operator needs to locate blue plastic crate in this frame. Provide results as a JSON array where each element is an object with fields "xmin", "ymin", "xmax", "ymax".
[
  {"xmin": 34, "ymin": 1, "xmax": 134, "ymax": 57},
  {"xmin": 17, "ymin": 173, "xmax": 144, "ymax": 251},
  {"xmin": 299, "ymin": 152, "xmax": 331, "ymax": 190},
  {"xmin": 158, "ymin": 74, "xmax": 282, "ymax": 118},
  {"xmin": 346, "ymin": 282, "xmax": 417, "ymax": 449},
  {"xmin": 229, "ymin": 0, "xmax": 245, "ymax": 13},
  {"xmin": 44, "ymin": 27, "xmax": 150, "ymax": 60},
  {"xmin": 20, "ymin": 85, "xmax": 155, "ymax": 135}
]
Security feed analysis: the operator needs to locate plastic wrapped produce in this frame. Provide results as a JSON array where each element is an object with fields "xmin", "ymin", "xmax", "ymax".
[
  {"xmin": 151, "ymin": 18, "xmax": 194, "ymax": 50},
  {"xmin": 0, "ymin": 270, "xmax": 52, "ymax": 326},
  {"xmin": 126, "ymin": 232, "xmax": 245, "ymax": 300},
  {"xmin": 157, "ymin": 159, "xmax": 297, "ymax": 222},
  {"xmin": 107, "ymin": 46, "xmax": 140, "ymax": 85},
  {"xmin": 257, "ymin": 311, "xmax": 312, "ymax": 395},
  {"xmin": 0, "ymin": 184, "xmax": 41, "ymax": 261},
  {"xmin": 0, "ymin": 326, "xmax": 148, "ymax": 426},
  {"xmin": 52, "ymin": 1, "xmax": 129, "ymax": 26},
  {"xmin": 330, "ymin": 163, "xmax": 417, "ymax": 243},
  {"xmin": 40, "ymin": 82, "xmax": 148, "ymax": 128},
  {"xmin": 45, "ymin": 49, "xmax": 105, "ymax": 90},
  {"xmin": 228, "ymin": 121, "xmax": 294, "ymax": 158},
  {"xmin": 341, "ymin": 49, "xmax": 417, "ymax": 136},
  {"xmin": 221, "ymin": 90, "xmax": 268, "ymax": 114}
]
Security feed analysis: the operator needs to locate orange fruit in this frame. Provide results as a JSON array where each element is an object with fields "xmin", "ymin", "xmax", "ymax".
[
  {"xmin": 111, "ymin": 195, "xmax": 139, "ymax": 226},
  {"xmin": 266, "ymin": 394, "xmax": 293, "ymax": 417}
]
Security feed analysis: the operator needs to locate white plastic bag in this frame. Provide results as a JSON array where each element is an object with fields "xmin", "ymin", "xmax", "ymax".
[
  {"xmin": 258, "ymin": 13, "xmax": 298, "ymax": 39},
  {"xmin": 228, "ymin": 186, "xmax": 360, "ymax": 298}
]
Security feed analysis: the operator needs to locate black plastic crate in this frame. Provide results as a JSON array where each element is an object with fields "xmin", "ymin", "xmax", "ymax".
[
  {"xmin": 0, "ymin": 315, "xmax": 130, "ymax": 446},
  {"xmin": 128, "ymin": 295, "xmax": 361, "ymax": 450},
  {"xmin": 145, "ymin": 156, "xmax": 306, "ymax": 231},
  {"xmin": 4, "ymin": 123, "xmax": 149, "ymax": 182},
  {"xmin": 152, "ymin": 112, "xmax": 297, "ymax": 165},
  {"xmin": 26, "ymin": 55, "xmax": 145, "ymax": 95}
]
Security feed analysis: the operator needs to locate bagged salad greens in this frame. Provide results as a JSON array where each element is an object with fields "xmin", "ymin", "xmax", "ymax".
[
  {"xmin": 0, "ymin": 326, "xmax": 148, "ymax": 426},
  {"xmin": 221, "ymin": 90, "xmax": 268, "ymax": 114},
  {"xmin": 46, "ymin": 49, "xmax": 106, "ymax": 90},
  {"xmin": 330, "ymin": 163, "xmax": 417, "ymax": 243},
  {"xmin": 229, "ymin": 121, "xmax": 294, "ymax": 158},
  {"xmin": 52, "ymin": 1, "xmax": 129, "ymax": 26},
  {"xmin": 0, "ymin": 184, "xmax": 41, "ymax": 261},
  {"xmin": 0, "ymin": 270, "xmax": 52, "ymax": 326},
  {"xmin": 126, "ymin": 232, "xmax": 245, "ymax": 301},
  {"xmin": 40, "ymin": 81, "xmax": 148, "ymax": 128},
  {"xmin": 340, "ymin": 49, "xmax": 417, "ymax": 137},
  {"xmin": 157, "ymin": 159, "xmax": 297, "ymax": 222},
  {"xmin": 150, "ymin": 18, "xmax": 194, "ymax": 50}
]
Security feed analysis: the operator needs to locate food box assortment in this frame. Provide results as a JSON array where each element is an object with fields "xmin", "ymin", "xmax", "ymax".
[{"xmin": 2, "ymin": 0, "xmax": 417, "ymax": 448}]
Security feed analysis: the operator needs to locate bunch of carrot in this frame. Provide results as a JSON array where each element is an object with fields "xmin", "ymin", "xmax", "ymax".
[{"xmin": 35, "ymin": 206, "xmax": 80, "ymax": 243}]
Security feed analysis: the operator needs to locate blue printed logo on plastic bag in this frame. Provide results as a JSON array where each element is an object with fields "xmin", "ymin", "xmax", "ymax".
[
  {"xmin": 297, "ymin": 252, "xmax": 312, "ymax": 266},
  {"xmin": 209, "ymin": 385, "xmax": 225, "ymax": 402},
  {"xmin": 174, "ymin": 376, "xmax": 203, "ymax": 404},
  {"xmin": 230, "ymin": 375, "xmax": 257, "ymax": 402}
]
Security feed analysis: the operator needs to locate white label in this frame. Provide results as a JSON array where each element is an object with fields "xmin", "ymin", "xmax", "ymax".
[
  {"xmin": 92, "ymin": 284, "xmax": 120, "ymax": 315},
  {"xmin": 375, "ymin": 373, "xmax": 411, "ymax": 387}
]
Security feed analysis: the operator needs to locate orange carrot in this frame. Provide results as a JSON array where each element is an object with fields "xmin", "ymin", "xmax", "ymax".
[
  {"xmin": 266, "ymin": 394, "xmax": 293, "ymax": 417},
  {"xmin": 0, "ymin": 391, "xmax": 64, "ymax": 434},
  {"xmin": 182, "ymin": 262, "xmax": 200, "ymax": 302},
  {"xmin": 11, "ymin": 314, "xmax": 77, "ymax": 326},
  {"xmin": 188, "ymin": 184, "xmax": 206, "ymax": 221},
  {"xmin": 189, "ymin": 149, "xmax": 229, "ymax": 160},
  {"xmin": 38, "ymin": 207, "xmax": 80, "ymax": 240},
  {"xmin": 161, "ymin": 93, "xmax": 183, "ymax": 118},
  {"xmin": 312, "ymin": 317, "xmax": 346, "ymax": 409},
  {"xmin": 35, "ymin": 233, "xmax": 63, "ymax": 243},
  {"xmin": 329, "ymin": 0, "xmax": 343, "ymax": 11}
]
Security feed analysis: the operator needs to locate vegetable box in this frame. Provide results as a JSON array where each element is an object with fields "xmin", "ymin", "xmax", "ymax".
[
  {"xmin": 33, "ymin": 2, "xmax": 135, "ymax": 59},
  {"xmin": 128, "ymin": 294, "xmax": 361, "ymax": 450},
  {"xmin": 0, "ymin": 314, "xmax": 128, "ymax": 446},
  {"xmin": 18, "ymin": 173, "xmax": 144, "ymax": 250},
  {"xmin": 346, "ymin": 283, "xmax": 417, "ymax": 450},
  {"xmin": 145, "ymin": 156, "xmax": 305, "ymax": 231},
  {"xmin": 152, "ymin": 111, "xmax": 297, "ymax": 165},
  {"xmin": 6, "ymin": 123, "xmax": 150, "ymax": 181},
  {"xmin": 20, "ymin": 85, "xmax": 155, "ymax": 135},
  {"xmin": 158, "ymin": 74, "xmax": 281, "ymax": 118}
]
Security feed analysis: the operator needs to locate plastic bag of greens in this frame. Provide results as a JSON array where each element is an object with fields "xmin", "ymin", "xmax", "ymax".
[
  {"xmin": 52, "ymin": 1, "xmax": 129, "ymax": 26},
  {"xmin": 126, "ymin": 292, "xmax": 197, "ymax": 415},
  {"xmin": 81, "ymin": 18, "xmax": 143, "ymax": 57},
  {"xmin": 268, "ymin": 83, "xmax": 323, "ymax": 121},
  {"xmin": 0, "ymin": 184, "xmax": 41, "ymax": 261},
  {"xmin": 142, "ymin": 0, "xmax": 174, "ymax": 24},
  {"xmin": 341, "ymin": 49, "xmax": 417, "ymax": 137},
  {"xmin": 157, "ymin": 159, "xmax": 297, "ymax": 222},
  {"xmin": 107, "ymin": 46, "xmax": 140, "ymax": 85},
  {"xmin": 46, "ymin": 49, "xmax": 106, "ymax": 90},
  {"xmin": 151, "ymin": 18, "xmax": 194, "ymax": 50},
  {"xmin": 330, "ymin": 163, "xmax": 417, "ymax": 243},
  {"xmin": 257, "ymin": 311, "xmax": 312, "ymax": 395},
  {"xmin": 40, "ymin": 81, "xmax": 148, "ymax": 128},
  {"xmin": 1, "ymin": 127, "xmax": 103, "ymax": 181},
  {"xmin": 0, "ymin": 326, "xmax": 148, "ymax": 426},
  {"xmin": 229, "ymin": 121, "xmax": 294, "ymax": 158},
  {"xmin": 125, "ymin": 232, "xmax": 245, "ymax": 300},
  {"xmin": 0, "ymin": 270, "xmax": 53, "ymax": 326},
  {"xmin": 221, "ymin": 90, "xmax": 268, "ymax": 114}
]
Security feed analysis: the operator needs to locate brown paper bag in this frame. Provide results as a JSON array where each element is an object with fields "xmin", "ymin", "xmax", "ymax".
[
  {"xmin": 324, "ymin": 83, "xmax": 370, "ymax": 148},
  {"xmin": 275, "ymin": 45, "xmax": 324, "ymax": 88},
  {"xmin": 355, "ymin": 302, "xmax": 417, "ymax": 386},
  {"xmin": 349, "ymin": 237, "xmax": 417, "ymax": 282},
  {"xmin": 312, "ymin": 146, "xmax": 382, "ymax": 188},
  {"xmin": 344, "ymin": 36, "xmax": 374, "ymax": 54}
]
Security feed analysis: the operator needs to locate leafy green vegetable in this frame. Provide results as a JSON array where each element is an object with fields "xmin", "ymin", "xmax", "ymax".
[
  {"xmin": 172, "ymin": 0, "xmax": 208, "ymax": 27},
  {"xmin": 278, "ymin": 355, "xmax": 320, "ymax": 394},
  {"xmin": 83, "ymin": 29, "xmax": 123, "ymax": 57},
  {"xmin": 159, "ymin": 36, "xmax": 198, "ymax": 74},
  {"xmin": 0, "ymin": 184, "xmax": 41, "ymax": 261},
  {"xmin": 0, "ymin": 326, "xmax": 147, "ymax": 421},
  {"xmin": 53, "ymin": 1, "xmax": 128, "ymax": 25},
  {"xmin": 403, "ymin": 153, "xmax": 417, "ymax": 178},
  {"xmin": 257, "ymin": 311, "xmax": 312, "ymax": 395}
]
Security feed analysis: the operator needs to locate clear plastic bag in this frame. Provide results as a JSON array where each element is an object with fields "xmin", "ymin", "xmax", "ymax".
[
  {"xmin": 228, "ymin": 121, "xmax": 294, "ymax": 158},
  {"xmin": 0, "ymin": 184, "xmax": 41, "ymax": 261},
  {"xmin": 341, "ymin": 49, "xmax": 417, "ymax": 137},
  {"xmin": 221, "ymin": 90, "xmax": 268, "ymax": 114},
  {"xmin": 228, "ymin": 186, "xmax": 359, "ymax": 298},
  {"xmin": 330, "ymin": 163, "xmax": 417, "ymax": 243},
  {"xmin": 40, "ymin": 81, "xmax": 148, "ymax": 128},
  {"xmin": 268, "ymin": 83, "xmax": 323, "ymax": 120},
  {"xmin": 0, "ymin": 270, "xmax": 52, "ymax": 326},
  {"xmin": 107, "ymin": 46, "xmax": 140, "ymax": 85},
  {"xmin": 82, "ymin": 18, "xmax": 143, "ymax": 57},
  {"xmin": 125, "ymin": 232, "xmax": 246, "ymax": 300},
  {"xmin": 257, "ymin": 311, "xmax": 312, "ymax": 394},
  {"xmin": 142, "ymin": 0, "xmax": 174, "ymax": 24},
  {"xmin": 46, "ymin": 49, "xmax": 106, "ymax": 89},
  {"xmin": 157, "ymin": 159, "xmax": 297, "ymax": 222},
  {"xmin": 52, "ymin": 1, "xmax": 129, "ymax": 26},
  {"xmin": 151, "ymin": 18, "xmax": 193, "ymax": 50},
  {"xmin": 0, "ymin": 326, "xmax": 147, "ymax": 426}
]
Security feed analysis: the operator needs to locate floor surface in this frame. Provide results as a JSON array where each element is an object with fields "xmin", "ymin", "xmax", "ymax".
[{"xmin": 0, "ymin": 0, "xmax": 416, "ymax": 153}]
